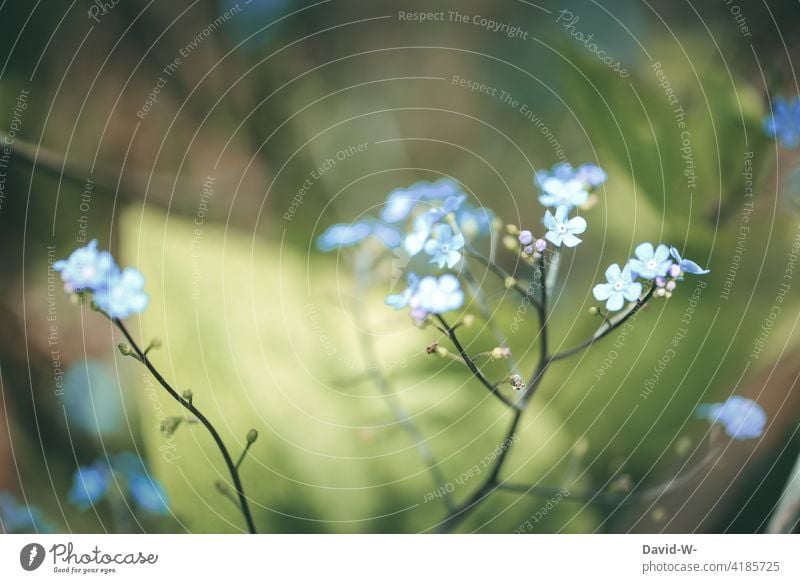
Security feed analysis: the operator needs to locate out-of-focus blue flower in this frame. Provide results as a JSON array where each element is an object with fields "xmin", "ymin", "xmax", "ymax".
[
  {"xmin": 93, "ymin": 268, "xmax": 149, "ymax": 319},
  {"xmin": 763, "ymin": 96, "xmax": 800, "ymax": 149},
  {"xmin": 628, "ymin": 242, "xmax": 673, "ymax": 280},
  {"xmin": 669, "ymin": 247, "xmax": 710, "ymax": 277},
  {"xmin": 61, "ymin": 360, "xmax": 125, "ymax": 437},
  {"xmin": 403, "ymin": 195, "xmax": 466, "ymax": 257},
  {"xmin": 455, "ymin": 204, "xmax": 494, "ymax": 240},
  {"xmin": 385, "ymin": 273, "xmax": 420, "ymax": 310},
  {"xmin": 380, "ymin": 178, "xmax": 465, "ymax": 223},
  {"xmin": 424, "ymin": 224, "xmax": 465, "ymax": 269},
  {"xmin": 316, "ymin": 222, "xmax": 373, "ymax": 251},
  {"xmin": 68, "ymin": 463, "xmax": 111, "ymax": 511},
  {"xmin": 128, "ymin": 475, "xmax": 170, "ymax": 515},
  {"xmin": 111, "ymin": 452, "xmax": 147, "ymax": 482},
  {"xmin": 535, "ymin": 162, "xmax": 606, "ymax": 208},
  {"xmin": 53, "ymin": 239, "xmax": 117, "ymax": 294},
  {"xmin": 415, "ymin": 274, "xmax": 464, "ymax": 314},
  {"xmin": 543, "ymin": 205, "xmax": 586, "ymax": 248},
  {"xmin": 317, "ymin": 220, "xmax": 402, "ymax": 252},
  {"xmin": 0, "ymin": 491, "xmax": 54, "ymax": 533},
  {"xmin": 593, "ymin": 263, "xmax": 642, "ymax": 312},
  {"xmin": 697, "ymin": 396, "xmax": 766, "ymax": 440},
  {"xmin": 575, "ymin": 164, "xmax": 607, "ymax": 188}
]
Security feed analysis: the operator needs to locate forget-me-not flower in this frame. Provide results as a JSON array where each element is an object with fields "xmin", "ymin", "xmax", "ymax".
[
  {"xmin": 575, "ymin": 163, "xmax": 607, "ymax": 188},
  {"xmin": 424, "ymin": 224, "xmax": 465, "ymax": 269},
  {"xmin": 628, "ymin": 243, "xmax": 673, "ymax": 279},
  {"xmin": 380, "ymin": 178, "xmax": 464, "ymax": 223},
  {"xmin": 53, "ymin": 239, "xmax": 117, "ymax": 294},
  {"xmin": 385, "ymin": 273, "xmax": 420, "ymax": 310},
  {"xmin": 68, "ymin": 463, "xmax": 111, "ymax": 511},
  {"xmin": 415, "ymin": 274, "xmax": 464, "ymax": 314},
  {"xmin": 129, "ymin": 474, "xmax": 170, "ymax": 514},
  {"xmin": 316, "ymin": 222, "xmax": 373, "ymax": 251},
  {"xmin": 93, "ymin": 268, "xmax": 149, "ymax": 319},
  {"xmin": 593, "ymin": 263, "xmax": 642, "ymax": 312},
  {"xmin": 543, "ymin": 205, "xmax": 587, "ymax": 248},
  {"xmin": 403, "ymin": 195, "xmax": 466, "ymax": 256},
  {"xmin": 697, "ymin": 396, "xmax": 766, "ymax": 440},
  {"xmin": 669, "ymin": 247, "xmax": 710, "ymax": 277},
  {"xmin": 763, "ymin": 96, "xmax": 800, "ymax": 149}
]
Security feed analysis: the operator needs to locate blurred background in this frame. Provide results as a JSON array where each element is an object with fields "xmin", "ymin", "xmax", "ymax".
[{"xmin": 0, "ymin": 0, "xmax": 799, "ymax": 533}]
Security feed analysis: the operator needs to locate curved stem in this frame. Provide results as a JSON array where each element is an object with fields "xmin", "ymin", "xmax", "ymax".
[
  {"xmin": 436, "ymin": 315, "xmax": 520, "ymax": 411},
  {"xmin": 549, "ymin": 283, "xmax": 657, "ymax": 363},
  {"xmin": 114, "ymin": 319, "xmax": 257, "ymax": 534}
]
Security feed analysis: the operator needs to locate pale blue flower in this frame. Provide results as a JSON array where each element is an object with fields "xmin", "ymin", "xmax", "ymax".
[
  {"xmin": 415, "ymin": 274, "xmax": 464, "ymax": 314},
  {"xmin": 53, "ymin": 239, "xmax": 117, "ymax": 294},
  {"xmin": 763, "ymin": 96, "xmax": 800, "ymax": 149},
  {"xmin": 593, "ymin": 263, "xmax": 642, "ymax": 312},
  {"xmin": 424, "ymin": 224, "xmax": 465, "ymax": 269},
  {"xmin": 68, "ymin": 463, "xmax": 111, "ymax": 511},
  {"xmin": 669, "ymin": 247, "xmax": 710, "ymax": 276},
  {"xmin": 380, "ymin": 178, "xmax": 464, "ymax": 223},
  {"xmin": 403, "ymin": 195, "xmax": 466, "ymax": 256},
  {"xmin": 456, "ymin": 204, "xmax": 494, "ymax": 240},
  {"xmin": 535, "ymin": 162, "xmax": 605, "ymax": 208},
  {"xmin": 575, "ymin": 163, "xmax": 607, "ymax": 188},
  {"xmin": 697, "ymin": 396, "xmax": 766, "ymax": 440},
  {"xmin": 316, "ymin": 222, "xmax": 372, "ymax": 251},
  {"xmin": 129, "ymin": 475, "xmax": 169, "ymax": 515},
  {"xmin": 628, "ymin": 243, "xmax": 673, "ymax": 279},
  {"xmin": 385, "ymin": 273, "xmax": 420, "ymax": 309},
  {"xmin": 538, "ymin": 175, "xmax": 589, "ymax": 208},
  {"xmin": 93, "ymin": 268, "xmax": 149, "ymax": 319},
  {"xmin": 543, "ymin": 205, "xmax": 586, "ymax": 248}
]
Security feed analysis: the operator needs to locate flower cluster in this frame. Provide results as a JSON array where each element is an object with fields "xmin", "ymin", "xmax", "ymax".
[
  {"xmin": 763, "ymin": 95, "xmax": 800, "ymax": 149},
  {"xmin": 68, "ymin": 452, "xmax": 169, "ymax": 514},
  {"xmin": 317, "ymin": 178, "xmax": 494, "ymax": 260},
  {"xmin": 696, "ymin": 396, "xmax": 766, "ymax": 440},
  {"xmin": 593, "ymin": 243, "xmax": 709, "ymax": 311},
  {"xmin": 385, "ymin": 273, "xmax": 464, "ymax": 322},
  {"xmin": 535, "ymin": 162, "xmax": 606, "ymax": 209},
  {"xmin": 54, "ymin": 240, "xmax": 148, "ymax": 319}
]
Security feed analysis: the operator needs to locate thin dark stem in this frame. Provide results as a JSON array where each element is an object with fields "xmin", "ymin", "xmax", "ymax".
[
  {"xmin": 437, "ymin": 256, "xmax": 551, "ymax": 532},
  {"xmin": 549, "ymin": 283, "xmax": 657, "ymax": 363},
  {"xmin": 114, "ymin": 319, "xmax": 257, "ymax": 534},
  {"xmin": 235, "ymin": 442, "xmax": 254, "ymax": 471},
  {"xmin": 436, "ymin": 315, "xmax": 520, "ymax": 411}
]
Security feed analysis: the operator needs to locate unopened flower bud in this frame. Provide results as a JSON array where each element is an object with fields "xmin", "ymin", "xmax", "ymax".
[
  {"xmin": 588, "ymin": 306, "xmax": 599, "ymax": 316},
  {"xmin": 655, "ymin": 276, "xmax": 667, "ymax": 288},
  {"xmin": 461, "ymin": 314, "xmax": 475, "ymax": 328},
  {"xmin": 665, "ymin": 280, "xmax": 676, "ymax": 292},
  {"xmin": 434, "ymin": 346, "xmax": 449, "ymax": 358},
  {"xmin": 117, "ymin": 343, "xmax": 134, "ymax": 356},
  {"xmin": 505, "ymin": 224, "xmax": 520, "ymax": 236},
  {"xmin": 655, "ymin": 288, "xmax": 666, "ymax": 297},
  {"xmin": 504, "ymin": 276, "xmax": 517, "ymax": 289},
  {"xmin": 182, "ymin": 389, "xmax": 193, "ymax": 403},
  {"xmin": 518, "ymin": 230, "xmax": 533, "ymax": 246},
  {"xmin": 491, "ymin": 346, "xmax": 511, "ymax": 360},
  {"xmin": 503, "ymin": 235, "xmax": 519, "ymax": 252},
  {"xmin": 669, "ymin": 264, "xmax": 681, "ymax": 278},
  {"xmin": 534, "ymin": 239, "xmax": 547, "ymax": 253},
  {"xmin": 246, "ymin": 429, "xmax": 259, "ymax": 444},
  {"xmin": 522, "ymin": 245, "xmax": 534, "ymax": 256}
]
